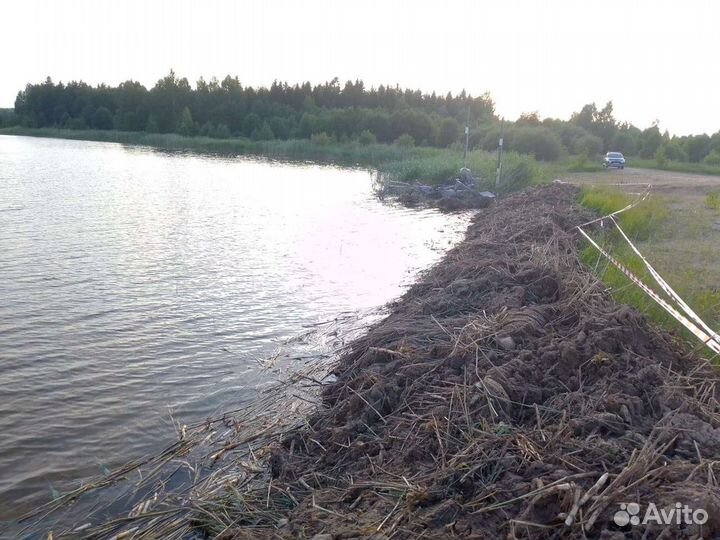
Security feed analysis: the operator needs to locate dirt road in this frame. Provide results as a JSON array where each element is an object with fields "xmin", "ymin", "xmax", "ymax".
[{"xmin": 563, "ymin": 167, "xmax": 720, "ymax": 198}]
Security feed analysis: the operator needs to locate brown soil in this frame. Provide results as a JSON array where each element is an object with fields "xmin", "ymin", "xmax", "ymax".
[{"xmin": 220, "ymin": 184, "xmax": 720, "ymax": 539}]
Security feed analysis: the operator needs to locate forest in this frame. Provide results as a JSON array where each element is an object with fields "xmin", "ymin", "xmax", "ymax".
[{"xmin": 3, "ymin": 71, "xmax": 720, "ymax": 166}]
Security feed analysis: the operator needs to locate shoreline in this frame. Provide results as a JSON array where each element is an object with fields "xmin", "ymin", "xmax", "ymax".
[
  {"xmin": 236, "ymin": 184, "xmax": 718, "ymax": 539},
  {"xmin": 4, "ymin": 127, "xmax": 720, "ymax": 182},
  {"xmin": 0, "ymin": 126, "xmax": 551, "ymax": 190},
  {"xmin": 25, "ymin": 183, "xmax": 720, "ymax": 539}
]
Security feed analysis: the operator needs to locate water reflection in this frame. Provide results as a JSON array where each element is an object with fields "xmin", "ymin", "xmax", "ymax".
[{"xmin": 0, "ymin": 135, "xmax": 470, "ymax": 522}]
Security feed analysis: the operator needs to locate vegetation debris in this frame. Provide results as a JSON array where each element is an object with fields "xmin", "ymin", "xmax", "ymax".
[{"xmin": 195, "ymin": 183, "xmax": 720, "ymax": 539}]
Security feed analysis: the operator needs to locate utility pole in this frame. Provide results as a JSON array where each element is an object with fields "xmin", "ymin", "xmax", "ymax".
[
  {"xmin": 463, "ymin": 104, "xmax": 470, "ymax": 167},
  {"xmin": 495, "ymin": 118, "xmax": 504, "ymax": 191}
]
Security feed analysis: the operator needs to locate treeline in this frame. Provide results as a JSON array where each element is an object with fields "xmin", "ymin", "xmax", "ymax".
[
  {"xmin": 8, "ymin": 72, "xmax": 493, "ymax": 148},
  {"xmin": 5, "ymin": 72, "xmax": 720, "ymax": 165}
]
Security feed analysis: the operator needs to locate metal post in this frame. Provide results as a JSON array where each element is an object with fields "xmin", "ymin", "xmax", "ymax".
[
  {"xmin": 495, "ymin": 118, "xmax": 504, "ymax": 191},
  {"xmin": 463, "ymin": 105, "xmax": 470, "ymax": 166}
]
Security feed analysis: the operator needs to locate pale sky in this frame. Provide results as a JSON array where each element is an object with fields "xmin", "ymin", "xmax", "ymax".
[{"xmin": 2, "ymin": 0, "xmax": 718, "ymax": 136}]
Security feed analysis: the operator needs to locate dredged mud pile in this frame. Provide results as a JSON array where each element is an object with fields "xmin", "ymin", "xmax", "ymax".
[{"xmin": 219, "ymin": 184, "xmax": 720, "ymax": 539}]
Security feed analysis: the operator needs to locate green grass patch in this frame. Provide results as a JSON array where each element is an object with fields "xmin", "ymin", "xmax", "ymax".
[
  {"xmin": 555, "ymin": 153, "xmax": 720, "ymax": 177},
  {"xmin": 581, "ymin": 240, "xmax": 720, "ymax": 358},
  {"xmin": 706, "ymin": 191, "xmax": 720, "ymax": 211},
  {"xmin": 630, "ymin": 157, "xmax": 720, "ymax": 177},
  {"xmin": 563, "ymin": 152, "xmax": 605, "ymax": 173},
  {"xmin": 580, "ymin": 186, "xmax": 669, "ymax": 240},
  {"xmin": 579, "ymin": 186, "xmax": 719, "ymax": 358},
  {"xmin": 377, "ymin": 149, "xmax": 550, "ymax": 192}
]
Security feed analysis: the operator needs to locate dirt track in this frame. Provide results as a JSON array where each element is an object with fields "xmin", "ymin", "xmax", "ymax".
[
  {"xmin": 563, "ymin": 167, "xmax": 720, "ymax": 198},
  {"xmin": 211, "ymin": 183, "xmax": 720, "ymax": 539}
]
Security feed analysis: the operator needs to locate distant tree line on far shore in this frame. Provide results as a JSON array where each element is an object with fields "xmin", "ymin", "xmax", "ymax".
[{"xmin": 3, "ymin": 72, "xmax": 720, "ymax": 165}]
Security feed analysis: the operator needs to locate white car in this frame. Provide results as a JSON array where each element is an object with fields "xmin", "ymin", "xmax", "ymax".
[{"xmin": 603, "ymin": 152, "xmax": 626, "ymax": 169}]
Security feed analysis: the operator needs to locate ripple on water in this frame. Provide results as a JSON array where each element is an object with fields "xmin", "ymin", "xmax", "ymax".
[{"xmin": 0, "ymin": 135, "xmax": 470, "ymax": 521}]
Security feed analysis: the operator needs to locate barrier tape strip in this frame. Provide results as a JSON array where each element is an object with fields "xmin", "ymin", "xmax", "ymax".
[
  {"xmin": 578, "ymin": 226, "xmax": 720, "ymax": 355},
  {"xmin": 557, "ymin": 178, "xmax": 718, "ymax": 354},
  {"xmin": 609, "ymin": 216, "xmax": 720, "ymax": 344}
]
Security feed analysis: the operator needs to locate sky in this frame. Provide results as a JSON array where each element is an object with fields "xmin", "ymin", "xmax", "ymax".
[{"xmin": 2, "ymin": 0, "xmax": 719, "ymax": 136}]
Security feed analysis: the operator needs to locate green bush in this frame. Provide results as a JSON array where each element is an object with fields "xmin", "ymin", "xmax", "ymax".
[
  {"xmin": 213, "ymin": 123, "xmax": 231, "ymax": 139},
  {"xmin": 438, "ymin": 117, "xmax": 461, "ymax": 147},
  {"xmin": 390, "ymin": 109, "xmax": 436, "ymax": 145},
  {"xmin": 703, "ymin": 150, "xmax": 720, "ymax": 166},
  {"xmin": 610, "ymin": 130, "xmax": 637, "ymax": 155},
  {"xmin": 379, "ymin": 157, "xmax": 457, "ymax": 184},
  {"xmin": 199, "ymin": 121, "xmax": 213, "ymax": 137},
  {"xmin": 176, "ymin": 107, "xmax": 194, "ymax": 136},
  {"xmin": 639, "ymin": 126, "xmax": 662, "ymax": 158},
  {"xmin": 661, "ymin": 140, "xmax": 688, "ymax": 162},
  {"xmin": 92, "ymin": 107, "xmax": 114, "ymax": 130},
  {"xmin": 567, "ymin": 150, "xmax": 602, "ymax": 172},
  {"xmin": 655, "ymin": 145, "xmax": 667, "ymax": 167},
  {"xmin": 311, "ymin": 132, "xmax": 333, "ymax": 146},
  {"xmin": 358, "ymin": 129, "xmax": 377, "ymax": 146},
  {"xmin": 511, "ymin": 127, "xmax": 562, "ymax": 161},
  {"xmin": 478, "ymin": 126, "xmax": 509, "ymax": 152},
  {"xmin": 574, "ymin": 134, "xmax": 604, "ymax": 156},
  {"xmin": 145, "ymin": 115, "xmax": 159, "ymax": 133},
  {"xmin": 0, "ymin": 109, "xmax": 18, "ymax": 128},
  {"xmin": 706, "ymin": 191, "xmax": 720, "ymax": 210},
  {"xmin": 252, "ymin": 121, "xmax": 275, "ymax": 141},
  {"xmin": 67, "ymin": 117, "xmax": 87, "ymax": 130},
  {"xmin": 394, "ymin": 134, "xmax": 415, "ymax": 148}
]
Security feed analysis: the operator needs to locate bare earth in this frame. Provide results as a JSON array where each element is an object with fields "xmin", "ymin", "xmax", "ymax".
[{"xmin": 562, "ymin": 167, "xmax": 720, "ymax": 197}]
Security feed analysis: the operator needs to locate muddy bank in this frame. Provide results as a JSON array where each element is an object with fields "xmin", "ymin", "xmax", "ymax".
[{"xmin": 208, "ymin": 183, "xmax": 720, "ymax": 539}]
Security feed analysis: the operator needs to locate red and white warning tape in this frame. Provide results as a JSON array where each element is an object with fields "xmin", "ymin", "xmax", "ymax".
[{"xmin": 576, "ymin": 185, "xmax": 720, "ymax": 355}]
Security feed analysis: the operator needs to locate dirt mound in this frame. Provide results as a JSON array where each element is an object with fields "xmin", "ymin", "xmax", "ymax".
[{"xmin": 206, "ymin": 184, "xmax": 720, "ymax": 539}]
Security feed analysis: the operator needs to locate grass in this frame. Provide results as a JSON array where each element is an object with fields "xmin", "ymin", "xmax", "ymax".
[
  {"xmin": 551, "ymin": 153, "xmax": 720, "ymax": 178},
  {"xmin": 377, "ymin": 150, "xmax": 555, "ymax": 192},
  {"xmin": 580, "ymin": 186, "xmax": 669, "ymax": 240},
  {"xmin": 0, "ymin": 126, "xmax": 555, "ymax": 192},
  {"xmin": 578, "ymin": 186, "xmax": 720, "ymax": 358},
  {"xmin": 706, "ymin": 191, "xmax": 720, "ymax": 211},
  {"xmin": 630, "ymin": 157, "xmax": 720, "ymax": 177}
]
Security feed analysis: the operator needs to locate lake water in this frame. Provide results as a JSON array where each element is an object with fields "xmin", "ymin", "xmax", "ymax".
[{"xmin": 0, "ymin": 135, "xmax": 469, "ymax": 523}]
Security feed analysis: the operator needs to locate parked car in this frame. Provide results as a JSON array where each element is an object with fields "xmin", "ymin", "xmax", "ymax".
[{"xmin": 603, "ymin": 152, "xmax": 626, "ymax": 169}]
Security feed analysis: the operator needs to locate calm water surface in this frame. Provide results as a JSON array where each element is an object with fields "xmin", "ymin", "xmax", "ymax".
[{"xmin": 0, "ymin": 135, "xmax": 469, "ymax": 521}]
